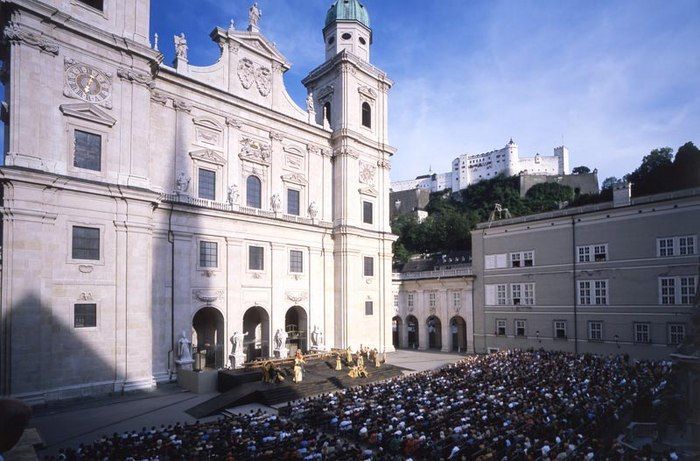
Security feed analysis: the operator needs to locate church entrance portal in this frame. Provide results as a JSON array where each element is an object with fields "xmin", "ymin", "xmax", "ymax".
[
  {"xmin": 427, "ymin": 316, "xmax": 442, "ymax": 350},
  {"xmin": 242, "ymin": 306, "xmax": 270, "ymax": 362},
  {"xmin": 285, "ymin": 306, "xmax": 308, "ymax": 354},
  {"xmin": 450, "ymin": 316, "xmax": 467, "ymax": 352},
  {"xmin": 192, "ymin": 306, "xmax": 225, "ymax": 369},
  {"xmin": 392, "ymin": 316, "xmax": 402, "ymax": 349},
  {"xmin": 406, "ymin": 315, "xmax": 419, "ymax": 348}
]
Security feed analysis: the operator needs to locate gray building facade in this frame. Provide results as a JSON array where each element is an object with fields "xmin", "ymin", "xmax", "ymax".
[{"xmin": 471, "ymin": 186, "xmax": 699, "ymax": 360}]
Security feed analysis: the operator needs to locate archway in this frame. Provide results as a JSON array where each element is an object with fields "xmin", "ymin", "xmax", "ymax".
[
  {"xmin": 450, "ymin": 316, "xmax": 467, "ymax": 353},
  {"xmin": 192, "ymin": 306, "xmax": 225, "ymax": 369},
  {"xmin": 392, "ymin": 316, "xmax": 402, "ymax": 349},
  {"xmin": 427, "ymin": 316, "xmax": 442, "ymax": 350},
  {"xmin": 285, "ymin": 306, "xmax": 308, "ymax": 354},
  {"xmin": 406, "ymin": 315, "xmax": 419, "ymax": 349},
  {"xmin": 242, "ymin": 306, "xmax": 270, "ymax": 362}
]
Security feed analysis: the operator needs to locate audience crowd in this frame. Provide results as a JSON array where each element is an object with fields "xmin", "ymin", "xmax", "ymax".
[{"xmin": 46, "ymin": 350, "xmax": 674, "ymax": 461}]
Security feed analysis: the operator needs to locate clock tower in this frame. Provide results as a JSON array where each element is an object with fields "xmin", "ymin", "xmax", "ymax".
[{"xmin": 303, "ymin": 0, "xmax": 397, "ymax": 351}]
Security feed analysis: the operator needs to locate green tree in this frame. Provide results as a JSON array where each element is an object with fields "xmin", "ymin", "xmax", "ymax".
[
  {"xmin": 572, "ymin": 166, "xmax": 591, "ymax": 174},
  {"xmin": 625, "ymin": 147, "xmax": 674, "ymax": 196},
  {"xmin": 673, "ymin": 142, "xmax": 700, "ymax": 190}
]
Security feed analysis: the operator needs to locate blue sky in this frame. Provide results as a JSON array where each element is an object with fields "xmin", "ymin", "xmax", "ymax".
[{"xmin": 3, "ymin": 1, "xmax": 698, "ymax": 183}]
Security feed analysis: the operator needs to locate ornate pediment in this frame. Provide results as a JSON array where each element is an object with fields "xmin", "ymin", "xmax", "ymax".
[
  {"xmin": 59, "ymin": 103, "xmax": 116, "ymax": 127},
  {"xmin": 358, "ymin": 186, "xmax": 378, "ymax": 197},
  {"xmin": 193, "ymin": 289, "xmax": 224, "ymax": 303},
  {"xmin": 358, "ymin": 86, "xmax": 378, "ymax": 100},
  {"xmin": 239, "ymin": 137, "xmax": 271, "ymax": 165},
  {"xmin": 190, "ymin": 149, "xmax": 226, "ymax": 165},
  {"xmin": 281, "ymin": 173, "xmax": 307, "ymax": 186}
]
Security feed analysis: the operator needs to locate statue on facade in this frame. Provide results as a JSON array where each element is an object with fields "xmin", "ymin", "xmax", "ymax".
[
  {"xmin": 174, "ymin": 33, "xmax": 188, "ymax": 60},
  {"xmin": 249, "ymin": 3, "xmax": 262, "ymax": 28},
  {"xmin": 177, "ymin": 331, "xmax": 192, "ymax": 362},
  {"xmin": 175, "ymin": 172, "xmax": 190, "ymax": 193},
  {"xmin": 227, "ymin": 185, "xmax": 239, "ymax": 205},
  {"xmin": 273, "ymin": 328, "xmax": 289, "ymax": 358},
  {"xmin": 230, "ymin": 331, "xmax": 249, "ymax": 355},
  {"xmin": 306, "ymin": 92, "xmax": 315, "ymax": 113},
  {"xmin": 270, "ymin": 193, "xmax": 282, "ymax": 212},
  {"xmin": 310, "ymin": 325, "xmax": 324, "ymax": 350},
  {"xmin": 308, "ymin": 201, "xmax": 319, "ymax": 219}
]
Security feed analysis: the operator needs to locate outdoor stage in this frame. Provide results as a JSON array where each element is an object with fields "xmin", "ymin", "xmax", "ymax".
[{"xmin": 186, "ymin": 354, "xmax": 407, "ymax": 418}]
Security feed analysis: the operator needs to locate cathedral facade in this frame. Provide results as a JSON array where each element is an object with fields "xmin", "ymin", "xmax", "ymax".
[{"xmin": 0, "ymin": 0, "xmax": 396, "ymax": 402}]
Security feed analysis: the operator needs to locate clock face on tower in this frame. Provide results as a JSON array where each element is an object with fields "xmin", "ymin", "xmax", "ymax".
[{"xmin": 64, "ymin": 62, "xmax": 112, "ymax": 105}]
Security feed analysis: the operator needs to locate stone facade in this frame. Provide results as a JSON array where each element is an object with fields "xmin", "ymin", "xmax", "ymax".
[
  {"xmin": 472, "ymin": 187, "xmax": 699, "ymax": 360},
  {"xmin": 0, "ymin": 0, "xmax": 396, "ymax": 403},
  {"xmin": 392, "ymin": 140, "xmax": 570, "ymax": 193}
]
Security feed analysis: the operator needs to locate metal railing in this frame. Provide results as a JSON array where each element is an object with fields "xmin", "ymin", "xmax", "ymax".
[{"xmin": 393, "ymin": 267, "xmax": 473, "ymax": 280}]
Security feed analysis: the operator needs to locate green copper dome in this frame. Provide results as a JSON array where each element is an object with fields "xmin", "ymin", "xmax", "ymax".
[{"xmin": 325, "ymin": 0, "xmax": 371, "ymax": 29}]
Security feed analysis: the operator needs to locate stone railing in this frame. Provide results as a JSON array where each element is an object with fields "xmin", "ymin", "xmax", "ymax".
[
  {"xmin": 162, "ymin": 194, "xmax": 331, "ymax": 228},
  {"xmin": 393, "ymin": 267, "xmax": 473, "ymax": 281}
]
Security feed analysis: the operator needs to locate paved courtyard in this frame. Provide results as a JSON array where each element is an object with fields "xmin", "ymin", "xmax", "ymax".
[{"xmin": 26, "ymin": 350, "xmax": 464, "ymax": 458}]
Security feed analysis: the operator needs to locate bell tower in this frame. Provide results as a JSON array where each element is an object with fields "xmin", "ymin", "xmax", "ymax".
[
  {"xmin": 323, "ymin": 0, "xmax": 372, "ymax": 61},
  {"xmin": 303, "ymin": 0, "xmax": 397, "ymax": 352}
]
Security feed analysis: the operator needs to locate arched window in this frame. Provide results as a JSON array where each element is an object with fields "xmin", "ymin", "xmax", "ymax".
[
  {"xmin": 323, "ymin": 102, "xmax": 331, "ymax": 126},
  {"xmin": 246, "ymin": 175, "xmax": 261, "ymax": 208},
  {"xmin": 361, "ymin": 102, "xmax": 371, "ymax": 128}
]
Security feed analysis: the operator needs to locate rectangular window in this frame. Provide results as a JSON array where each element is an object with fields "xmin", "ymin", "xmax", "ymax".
[
  {"xmin": 523, "ymin": 283, "xmax": 535, "ymax": 305},
  {"xmin": 429, "ymin": 292, "xmax": 436, "ymax": 308},
  {"xmin": 72, "ymin": 226, "xmax": 100, "ymax": 260},
  {"xmin": 407, "ymin": 293, "xmax": 414, "ymax": 308},
  {"xmin": 594, "ymin": 280, "xmax": 608, "ymax": 305},
  {"xmin": 198, "ymin": 168, "xmax": 216, "ymax": 200},
  {"xmin": 554, "ymin": 320, "xmax": 567, "ymax": 339},
  {"xmin": 511, "ymin": 284, "xmax": 522, "ymax": 305},
  {"xmin": 523, "ymin": 251, "xmax": 534, "ymax": 267},
  {"xmin": 593, "ymin": 245, "xmax": 608, "ymax": 262},
  {"xmin": 365, "ymin": 301, "xmax": 374, "ymax": 316},
  {"xmin": 362, "ymin": 201, "xmax": 373, "ymax": 224},
  {"xmin": 579, "ymin": 281, "xmax": 591, "ymax": 305},
  {"xmin": 635, "ymin": 323, "xmax": 651, "ymax": 343},
  {"xmin": 485, "ymin": 254, "xmax": 508, "ymax": 269},
  {"xmin": 199, "ymin": 241, "xmax": 218, "ymax": 268},
  {"xmin": 74, "ymin": 130, "xmax": 102, "ymax": 171},
  {"xmin": 363, "ymin": 256, "xmax": 374, "ymax": 277},
  {"xmin": 658, "ymin": 238, "xmax": 675, "ymax": 257},
  {"xmin": 510, "ymin": 253, "xmax": 521, "ymax": 268},
  {"xmin": 679, "ymin": 236, "xmax": 696, "ymax": 256},
  {"xmin": 660, "ymin": 277, "xmax": 676, "ymax": 305},
  {"xmin": 496, "ymin": 284, "xmax": 508, "ymax": 305},
  {"xmin": 452, "ymin": 292, "xmax": 461, "ymax": 309},
  {"xmin": 668, "ymin": 323, "xmax": 686, "ymax": 345},
  {"xmin": 287, "ymin": 189, "xmax": 300, "ymax": 216},
  {"xmin": 394, "ymin": 294, "xmax": 399, "ymax": 309},
  {"xmin": 249, "ymin": 246, "xmax": 264, "ymax": 271},
  {"xmin": 680, "ymin": 277, "xmax": 697, "ymax": 304},
  {"xmin": 588, "ymin": 321, "xmax": 603, "ymax": 341},
  {"xmin": 496, "ymin": 319, "xmax": 506, "ymax": 336},
  {"xmin": 578, "ymin": 246, "xmax": 591, "ymax": 263},
  {"xmin": 515, "ymin": 320, "xmax": 526, "ymax": 337},
  {"xmin": 77, "ymin": 0, "xmax": 104, "ymax": 11},
  {"xmin": 289, "ymin": 250, "xmax": 303, "ymax": 273},
  {"xmin": 74, "ymin": 303, "xmax": 97, "ymax": 328}
]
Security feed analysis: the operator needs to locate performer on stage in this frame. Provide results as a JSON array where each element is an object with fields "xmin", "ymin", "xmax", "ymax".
[
  {"xmin": 374, "ymin": 348, "xmax": 381, "ymax": 368},
  {"xmin": 356, "ymin": 352, "xmax": 364, "ymax": 368},
  {"xmin": 335, "ymin": 354, "xmax": 342, "ymax": 371},
  {"xmin": 262, "ymin": 361, "xmax": 272, "ymax": 383},
  {"xmin": 345, "ymin": 347, "xmax": 353, "ymax": 365},
  {"xmin": 293, "ymin": 350, "xmax": 306, "ymax": 383}
]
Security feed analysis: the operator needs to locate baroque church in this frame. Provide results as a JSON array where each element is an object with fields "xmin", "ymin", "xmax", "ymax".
[{"xmin": 0, "ymin": 0, "xmax": 396, "ymax": 402}]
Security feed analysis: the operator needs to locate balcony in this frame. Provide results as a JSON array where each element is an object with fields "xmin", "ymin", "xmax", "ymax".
[{"xmin": 393, "ymin": 266, "xmax": 473, "ymax": 281}]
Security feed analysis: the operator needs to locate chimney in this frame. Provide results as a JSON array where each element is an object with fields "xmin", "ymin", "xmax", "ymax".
[{"xmin": 613, "ymin": 181, "xmax": 632, "ymax": 207}]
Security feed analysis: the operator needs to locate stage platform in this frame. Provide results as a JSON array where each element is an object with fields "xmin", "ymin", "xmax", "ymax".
[{"xmin": 186, "ymin": 357, "xmax": 406, "ymax": 419}]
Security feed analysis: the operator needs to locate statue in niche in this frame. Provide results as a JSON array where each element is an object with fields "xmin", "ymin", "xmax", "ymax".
[
  {"xmin": 270, "ymin": 193, "xmax": 282, "ymax": 212},
  {"xmin": 249, "ymin": 3, "xmax": 262, "ymax": 28},
  {"xmin": 227, "ymin": 185, "xmax": 239, "ymax": 205},
  {"xmin": 175, "ymin": 172, "xmax": 190, "ymax": 193},
  {"xmin": 308, "ymin": 201, "xmax": 319, "ymax": 219},
  {"xmin": 176, "ymin": 331, "xmax": 192, "ymax": 362},
  {"xmin": 174, "ymin": 33, "xmax": 188, "ymax": 60},
  {"xmin": 274, "ymin": 328, "xmax": 288, "ymax": 350}
]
